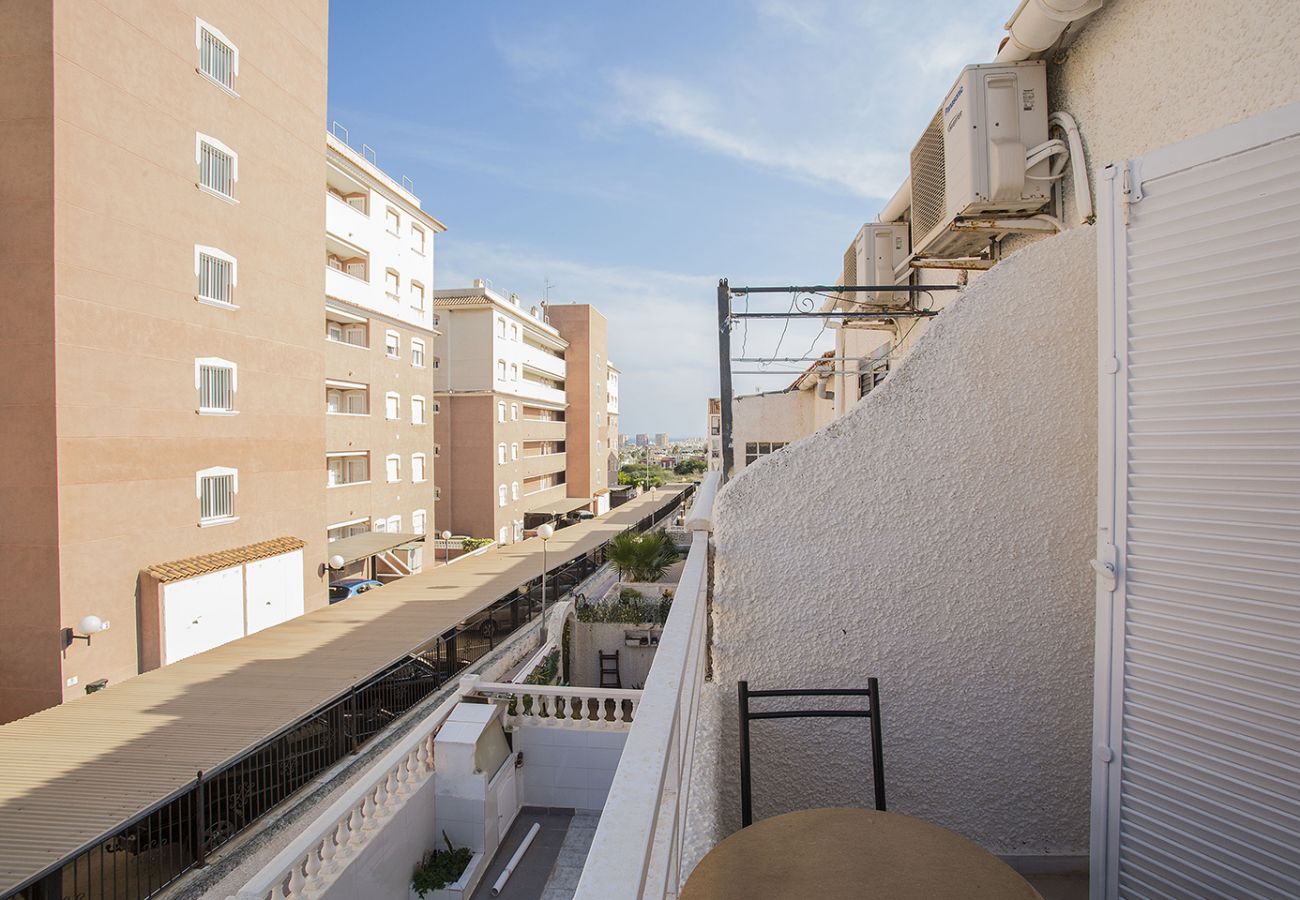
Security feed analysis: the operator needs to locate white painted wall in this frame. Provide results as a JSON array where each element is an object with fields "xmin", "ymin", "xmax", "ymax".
[
  {"xmin": 514, "ymin": 726, "xmax": 627, "ymax": 811},
  {"xmin": 570, "ymin": 622, "xmax": 658, "ymax": 689},
  {"xmin": 730, "ymin": 389, "xmax": 818, "ymax": 473},
  {"xmin": 689, "ymin": 227, "xmax": 1100, "ymax": 870}
]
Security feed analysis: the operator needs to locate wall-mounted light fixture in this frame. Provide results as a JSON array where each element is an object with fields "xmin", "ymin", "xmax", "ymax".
[
  {"xmin": 320, "ymin": 553, "xmax": 347, "ymax": 578},
  {"xmin": 63, "ymin": 615, "xmax": 108, "ymax": 649}
]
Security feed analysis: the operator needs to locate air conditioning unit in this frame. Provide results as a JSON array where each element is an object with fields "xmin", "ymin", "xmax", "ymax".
[
  {"xmin": 842, "ymin": 223, "xmax": 910, "ymax": 310},
  {"xmin": 910, "ymin": 60, "xmax": 1051, "ymax": 258}
]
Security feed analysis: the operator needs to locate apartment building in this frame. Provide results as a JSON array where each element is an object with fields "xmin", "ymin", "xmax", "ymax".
[
  {"xmin": 324, "ymin": 133, "xmax": 444, "ymax": 568},
  {"xmin": 706, "ymin": 398, "xmax": 722, "ymax": 470},
  {"xmin": 544, "ymin": 304, "xmax": 615, "ymax": 516},
  {"xmin": 433, "ymin": 285, "xmax": 572, "ymax": 543},
  {"xmin": 0, "ymin": 0, "xmax": 329, "ymax": 722},
  {"xmin": 605, "ymin": 364, "xmax": 621, "ymax": 485},
  {"xmin": 709, "ymin": 355, "xmax": 836, "ymax": 475}
]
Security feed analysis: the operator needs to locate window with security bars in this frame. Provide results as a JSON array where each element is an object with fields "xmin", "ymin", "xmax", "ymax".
[
  {"xmin": 744, "ymin": 441, "xmax": 788, "ymax": 467},
  {"xmin": 199, "ymin": 470, "xmax": 236, "ymax": 523},
  {"xmin": 197, "ymin": 250, "xmax": 234, "ymax": 305},
  {"xmin": 198, "ymin": 361, "xmax": 235, "ymax": 412},
  {"xmin": 199, "ymin": 137, "xmax": 235, "ymax": 198},
  {"xmin": 198, "ymin": 23, "xmax": 236, "ymax": 90}
]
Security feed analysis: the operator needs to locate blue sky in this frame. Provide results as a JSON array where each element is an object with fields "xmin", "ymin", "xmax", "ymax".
[{"xmin": 327, "ymin": 1, "xmax": 1008, "ymax": 436}]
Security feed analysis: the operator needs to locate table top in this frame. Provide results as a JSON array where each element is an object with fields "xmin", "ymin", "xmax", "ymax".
[{"xmin": 680, "ymin": 808, "xmax": 1043, "ymax": 900}]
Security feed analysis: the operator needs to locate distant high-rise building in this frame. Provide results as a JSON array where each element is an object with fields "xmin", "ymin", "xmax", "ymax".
[
  {"xmin": 656, "ymin": 433, "xmax": 670, "ymax": 448},
  {"xmin": 635, "ymin": 433, "xmax": 651, "ymax": 447}
]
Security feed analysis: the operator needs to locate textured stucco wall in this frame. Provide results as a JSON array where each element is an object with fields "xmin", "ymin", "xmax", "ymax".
[{"xmin": 686, "ymin": 226, "xmax": 1098, "ymax": 869}]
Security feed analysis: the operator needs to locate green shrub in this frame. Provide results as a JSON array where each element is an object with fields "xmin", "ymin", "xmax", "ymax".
[
  {"xmin": 619, "ymin": 587, "xmax": 645, "ymax": 603},
  {"xmin": 577, "ymin": 595, "xmax": 671, "ymax": 625},
  {"xmin": 412, "ymin": 832, "xmax": 473, "ymax": 896},
  {"xmin": 461, "ymin": 537, "xmax": 494, "ymax": 552}
]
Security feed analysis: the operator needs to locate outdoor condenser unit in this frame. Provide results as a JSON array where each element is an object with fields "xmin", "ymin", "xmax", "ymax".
[
  {"xmin": 841, "ymin": 223, "xmax": 910, "ymax": 311},
  {"xmin": 909, "ymin": 60, "xmax": 1051, "ymax": 258}
]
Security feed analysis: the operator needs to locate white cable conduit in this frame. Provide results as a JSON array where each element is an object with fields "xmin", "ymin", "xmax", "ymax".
[
  {"xmin": 1049, "ymin": 110, "xmax": 1093, "ymax": 223},
  {"xmin": 492, "ymin": 822, "xmax": 542, "ymax": 896},
  {"xmin": 995, "ymin": 0, "xmax": 1103, "ymax": 62},
  {"xmin": 877, "ymin": 177, "xmax": 911, "ymax": 223}
]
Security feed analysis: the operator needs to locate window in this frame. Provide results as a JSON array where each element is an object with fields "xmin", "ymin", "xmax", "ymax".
[
  {"xmin": 859, "ymin": 359, "xmax": 890, "ymax": 399},
  {"xmin": 412, "ymin": 509, "xmax": 427, "ymax": 534},
  {"xmin": 385, "ymin": 269, "xmax": 400, "ymax": 300},
  {"xmin": 386, "ymin": 207, "xmax": 400, "ymax": 235},
  {"xmin": 510, "ymin": 404, "xmax": 518, "ymax": 421},
  {"xmin": 411, "ymin": 395, "xmax": 426, "ymax": 424},
  {"xmin": 498, "ymin": 484, "xmax": 507, "ymax": 507},
  {"xmin": 196, "ymin": 134, "xmax": 236, "ymax": 199},
  {"xmin": 326, "ymin": 316, "xmax": 368, "ymax": 347},
  {"xmin": 326, "ymin": 384, "xmax": 368, "ymax": 415},
  {"xmin": 510, "ymin": 324, "xmax": 518, "ymax": 341},
  {"xmin": 195, "ymin": 358, "xmax": 237, "ymax": 413},
  {"xmin": 498, "ymin": 443, "xmax": 507, "ymax": 465},
  {"xmin": 744, "ymin": 441, "xmax": 789, "ymax": 467},
  {"xmin": 410, "ymin": 281, "xmax": 425, "ymax": 311},
  {"xmin": 197, "ymin": 467, "xmax": 237, "ymax": 524},
  {"xmin": 385, "ymin": 331, "xmax": 400, "ymax": 358},
  {"xmin": 328, "ymin": 518, "xmax": 371, "ymax": 542},
  {"xmin": 387, "ymin": 515, "xmax": 401, "ymax": 533},
  {"xmin": 497, "ymin": 360, "xmax": 507, "ymax": 381},
  {"xmin": 510, "ymin": 364, "xmax": 519, "ymax": 382},
  {"xmin": 498, "ymin": 318, "xmax": 507, "ymax": 338},
  {"xmin": 499, "ymin": 526, "xmax": 509, "ymax": 545},
  {"xmin": 411, "ymin": 339, "xmax": 425, "ymax": 368},
  {"xmin": 374, "ymin": 518, "xmax": 387, "ymax": 533},
  {"xmin": 196, "ymin": 19, "xmax": 238, "ymax": 91},
  {"xmin": 511, "ymin": 482, "xmax": 519, "ymax": 501},
  {"xmin": 411, "ymin": 223, "xmax": 426, "ymax": 254},
  {"xmin": 432, "ymin": 356, "xmax": 441, "ymax": 370},
  {"xmin": 195, "ymin": 246, "xmax": 236, "ymax": 307},
  {"xmin": 385, "ymin": 392, "xmax": 400, "ymax": 420},
  {"xmin": 511, "ymin": 443, "xmax": 518, "ymax": 461},
  {"xmin": 411, "ymin": 453, "xmax": 427, "ymax": 482},
  {"xmin": 497, "ymin": 401, "xmax": 506, "ymax": 423},
  {"xmin": 327, "ymin": 453, "xmax": 369, "ymax": 486},
  {"xmin": 386, "ymin": 454, "xmax": 401, "ymax": 483}
]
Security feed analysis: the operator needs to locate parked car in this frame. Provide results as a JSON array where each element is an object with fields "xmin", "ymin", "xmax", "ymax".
[{"xmin": 329, "ymin": 578, "xmax": 383, "ymax": 603}]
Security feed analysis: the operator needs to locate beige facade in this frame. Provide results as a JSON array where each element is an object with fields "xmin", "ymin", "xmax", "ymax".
[
  {"xmin": 0, "ymin": 0, "xmax": 331, "ymax": 723},
  {"xmin": 433, "ymin": 288, "xmax": 572, "ymax": 542},
  {"xmin": 544, "ymin": 304, "xmax": 614, "ymax": 513},
  {"xmin": 324, "ymin": 136, "xmax": 444, "ymax": 556}
]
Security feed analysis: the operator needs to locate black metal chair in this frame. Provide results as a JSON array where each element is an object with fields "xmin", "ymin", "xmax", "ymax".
[{"xmin": 737, "ymin": 679, "xmax": 885, "ymax": 827}]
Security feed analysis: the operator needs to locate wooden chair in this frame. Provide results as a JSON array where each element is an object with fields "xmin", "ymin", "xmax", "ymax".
[{"xmin": 737, "ymin": 679, "xmax": 885, "ymax": 827}]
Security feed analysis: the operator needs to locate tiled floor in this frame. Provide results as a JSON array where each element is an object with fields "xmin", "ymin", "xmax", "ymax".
[
  {"xmin": 539, "ymin": 811, "xmax": 601, "ymax": 900},
  {"xmin": 1025, "ymin": 873, "xmax": 1089, "ymax": 900},
  {"xmin": 468, "ymin": 809, "xmax": 573, "ymax": 900}
]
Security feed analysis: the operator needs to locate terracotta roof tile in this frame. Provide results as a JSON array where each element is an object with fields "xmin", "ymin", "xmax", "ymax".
[{"xmin": 144, "ymin": 536, "xmax": 307, "ymax": 583}]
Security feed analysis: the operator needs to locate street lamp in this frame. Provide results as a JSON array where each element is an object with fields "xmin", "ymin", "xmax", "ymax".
[
  {"xmin": 441, "ymin": 529, "xmax": 452, "ymax": 567},
  {"xmin": 537, "ymin": 522, "xmax": 554, "ymax": 642}
]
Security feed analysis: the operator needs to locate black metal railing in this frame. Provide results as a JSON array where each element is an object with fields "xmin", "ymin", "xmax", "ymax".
[{"xmin": 6, "ymin": 486, "xmax": 693, "ymax": 900}]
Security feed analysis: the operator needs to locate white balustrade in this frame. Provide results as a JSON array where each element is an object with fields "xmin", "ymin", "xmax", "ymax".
[{"xmin": 474, "ymin": 681, "xmax": 644, "ymax": 732}]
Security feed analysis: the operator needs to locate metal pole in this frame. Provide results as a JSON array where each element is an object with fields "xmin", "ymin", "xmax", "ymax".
[
  {"xmin": 869, "ymin": 677, "xmax": 886, "ymax": 811},
  {"xmin": 540, "ymin": 542, "xmax": 548, "ymax": 643},
  {"xmin": 717, "ymin": 278, "xmax": 734, "ymax": 482},
  {"xmin": 738, "ymin": 680, "xmax": 753, "ymax": 827}
]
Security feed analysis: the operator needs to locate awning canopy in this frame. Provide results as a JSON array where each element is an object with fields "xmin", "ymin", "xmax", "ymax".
[
  {"xmin": 327, "ymin": 532, "xmax": 424, "ymax": 566},
  {"xmin": 525, "ymin": 496, "xmax": 592, "ymax": 517}
]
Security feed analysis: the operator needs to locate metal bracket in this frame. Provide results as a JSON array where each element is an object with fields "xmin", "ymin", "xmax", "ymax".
[
  {"xmin": 1121, "ymin": 160, "xmax": 1143, "ymax": 203},
  {"xmin": 1091, "ymin": 543, "xmax": 1119, "ymax": 593}
]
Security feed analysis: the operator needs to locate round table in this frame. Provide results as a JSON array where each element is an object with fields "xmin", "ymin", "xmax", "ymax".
[{"xmin": 680, "ymin": 808, "xmax": 1042, "ymax": 900}]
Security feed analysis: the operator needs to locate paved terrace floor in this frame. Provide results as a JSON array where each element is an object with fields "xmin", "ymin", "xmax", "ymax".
[{"xmin": 0, "ymin": 488, "xmax": 686, "ymax": 894}]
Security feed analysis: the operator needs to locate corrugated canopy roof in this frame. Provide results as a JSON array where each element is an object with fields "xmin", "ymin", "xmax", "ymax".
[
  {"xmin": 326, "ymin": 532, "xmax": 424, "ymax": 565},
  {"xmin": 145, "ymin": 536, "xmax": 307, "ymax": 584},
  {"xmin": 0, "ymin": 488, "xmax": 686, "ymax": 893}
]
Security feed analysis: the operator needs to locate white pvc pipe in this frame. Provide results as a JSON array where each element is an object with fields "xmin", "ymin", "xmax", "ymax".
[
  {"xmin": 877, "ymin": 177, "xmax": 911, "ymax": 223},
  {"xmin": 995, "ymin": 0, "xmax": 1103, "ymax": 62},
  {"xmin": 1049, "ymin": 110, "xmax": 1093, "ymax": 224},
  {"xmin": 491, "ymin": 822, "xmax": 541, "ymax": 896}
]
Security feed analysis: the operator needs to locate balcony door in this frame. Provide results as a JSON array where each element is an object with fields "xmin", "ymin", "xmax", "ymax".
[{"xmin": 1092, "ymin": 102, "xmax": 1300, "ymax": 899}]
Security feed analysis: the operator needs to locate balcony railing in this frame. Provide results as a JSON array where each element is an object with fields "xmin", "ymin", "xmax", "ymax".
[
  {"xmin": 575, "ymin": 473, "xmax": 717, "ymax": 900},
  {"xmin": 474, "ymin": 682, "xmax": 642, "ymax": 732}
]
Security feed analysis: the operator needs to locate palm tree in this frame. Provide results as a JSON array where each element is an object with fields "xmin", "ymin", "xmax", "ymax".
[{"xmin": 606, "ymin": 529, "xmax": 681, "ymax": 582}]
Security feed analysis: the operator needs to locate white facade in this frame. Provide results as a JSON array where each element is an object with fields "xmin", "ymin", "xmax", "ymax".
[{"xmin": 325, "ymin": 133, "xmax": 439, "ymax": 331}]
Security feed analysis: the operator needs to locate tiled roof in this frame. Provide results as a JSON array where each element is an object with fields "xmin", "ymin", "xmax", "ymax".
[
  {"xmin": 433, "ymin": 294, "xmax": 490, "ymax": 307},
  {"xmin": 144, "ymin": 536, "xmax": 307, "ymax": 583}
]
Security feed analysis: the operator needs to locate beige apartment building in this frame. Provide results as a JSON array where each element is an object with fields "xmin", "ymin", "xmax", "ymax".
[
  {"xmin": 324, "ymin": 134, "xmax": 444, "ymax": 571},
  {"xmin": 544, "ymin": 304, "xmax": 616, "ymax": 516},
  {"xmin": 433, "ymin": 286, "xmax": 573, "ymax": 543},
  {"xmin": 0, "ymin": 0, "xmax": 330, "ymax": 722}
]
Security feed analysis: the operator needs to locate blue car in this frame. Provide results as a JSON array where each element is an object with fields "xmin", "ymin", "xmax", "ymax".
[{"xmin": 329, "ymin": 578, "xmax": 384, "ymax": 603}]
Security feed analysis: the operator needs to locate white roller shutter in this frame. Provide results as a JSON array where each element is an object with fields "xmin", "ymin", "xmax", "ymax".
[{"xmin": 1093, "ymin": 103, "xmax": 1300, "ymax": 899}]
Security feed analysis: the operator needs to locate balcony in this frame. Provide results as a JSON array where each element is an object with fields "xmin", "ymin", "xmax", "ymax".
[
  {"xmin": 326, "ymin": 260, "xmax": 372, "ymax": 309},
  {"xmin": 516, "ymin": 374, "xmax": 566, "ymax": 406},
  {"xmin": 522, "ymin": 451, "xmax": 566, "ymax": 479},
  {"xmin": 519, "ymin": 340, "xmax": 567, "ymax": 380}
]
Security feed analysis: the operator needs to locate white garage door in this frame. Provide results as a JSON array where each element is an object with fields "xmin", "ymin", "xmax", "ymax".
[
  {"xmin": 163, "ymin": 567, "xmax": 244, "ymax": 664},
  {"xmin": 245, "ymin": 549, "xmax": 305, "ymax": 635},
  {"xmin": 1092, "ymin": 103, "xmax": 1300, "ymax": 898}
]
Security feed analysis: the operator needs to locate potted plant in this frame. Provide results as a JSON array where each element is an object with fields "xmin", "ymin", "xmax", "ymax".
[{"xmin": 411, "ymin": 832, "xmax": 477, "ymax": 900}]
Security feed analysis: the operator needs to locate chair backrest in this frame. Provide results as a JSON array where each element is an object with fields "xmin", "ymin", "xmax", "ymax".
[{"xmin": 737, "ymin": 679, "xmax": 885, "ymax": 827}]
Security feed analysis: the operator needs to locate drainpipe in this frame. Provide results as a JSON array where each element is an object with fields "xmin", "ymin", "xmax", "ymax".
[{"xmin": 995, "ymin": 0, "xmax": 1103, "ymax": 62}]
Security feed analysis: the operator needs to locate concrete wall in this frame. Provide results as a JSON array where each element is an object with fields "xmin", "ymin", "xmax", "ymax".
[
  {"xmin": 692, "ymin": 226, "xmax": 1099, "ymax": 865},
  {"xmin": 570, "ymin": 622, "xmax": 658, "ymax": 689},
  {"xmin": 515, "ymin": 725, "xmax": 627, "ymax": 811},
  {"xmin": 730, "ymin": 389, "xmax": 817, "ymax": 473}
]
